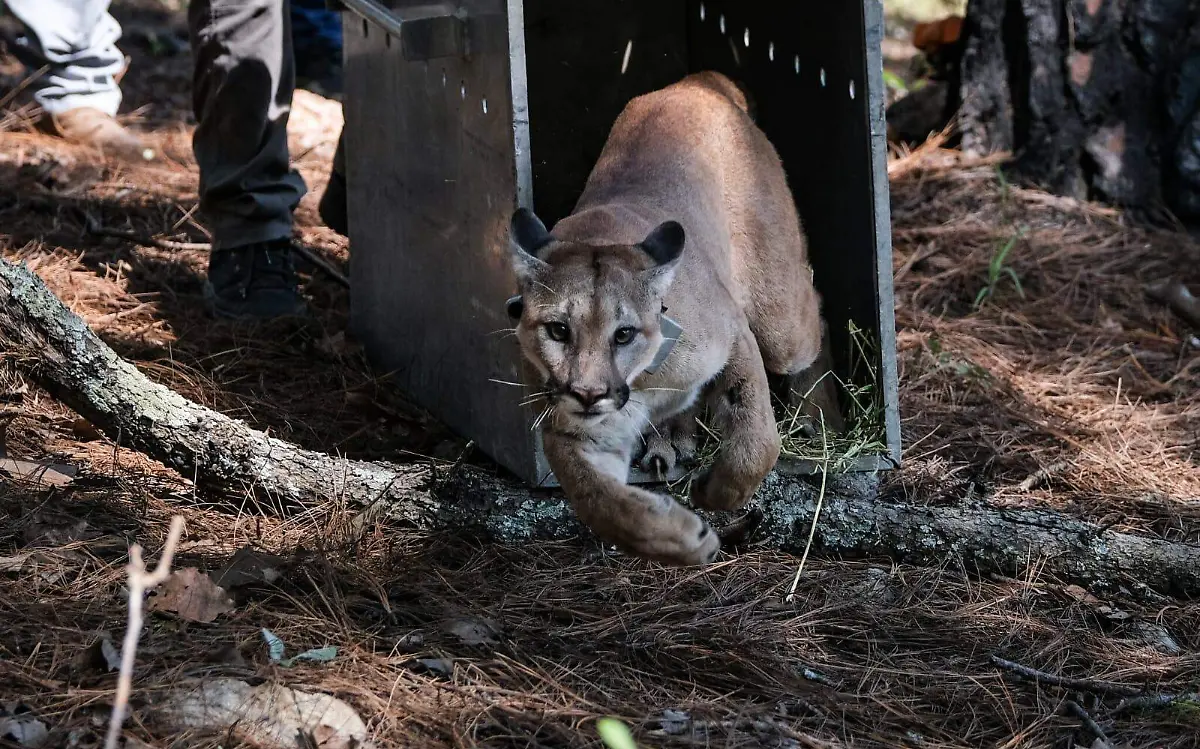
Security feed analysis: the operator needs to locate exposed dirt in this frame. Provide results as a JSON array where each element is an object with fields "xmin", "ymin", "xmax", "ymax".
[{"xmin": 0, "ymin": 2, "xmax": 1197, "ymax": 748}]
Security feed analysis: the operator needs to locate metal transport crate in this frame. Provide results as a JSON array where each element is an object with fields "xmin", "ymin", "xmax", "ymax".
[{"xmin": 337, "ymin": 0, "xmax": 900, "ymax": 487}]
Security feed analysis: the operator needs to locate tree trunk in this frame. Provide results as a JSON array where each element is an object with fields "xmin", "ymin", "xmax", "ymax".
[
  {"xmin": 2, "ymin": 257, "xmax": 1199, "ymax": 596},
  {"xmin": 954, "ymin": 0, "xmax": 1200, "ymax": 218}
]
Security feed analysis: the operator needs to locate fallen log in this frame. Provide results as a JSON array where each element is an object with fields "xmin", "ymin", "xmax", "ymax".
[{"xmin": 2, "ymin": 257, "xmax": 1198, "ymax": 597}]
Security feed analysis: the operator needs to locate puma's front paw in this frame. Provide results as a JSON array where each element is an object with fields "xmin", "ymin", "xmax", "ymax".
[{"xmin": 625, "ymin": 496, "xmax": 721, "ymax": 566}]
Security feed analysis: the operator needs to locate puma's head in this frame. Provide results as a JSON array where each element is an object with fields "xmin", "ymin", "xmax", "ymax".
[{"xmin": 506, "ymin": 207, "xmax": 684, "ymax": 421}]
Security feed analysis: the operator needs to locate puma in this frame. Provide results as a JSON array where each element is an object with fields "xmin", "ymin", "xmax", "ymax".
[{"xmin": 505, "ymin": 71, "xmax": 823, "ymax": 565}]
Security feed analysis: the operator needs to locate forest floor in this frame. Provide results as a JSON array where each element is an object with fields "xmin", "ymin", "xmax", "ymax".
[{"xmin": 0, "ymin": 1, "xmax": 1197, "ymax": 748}]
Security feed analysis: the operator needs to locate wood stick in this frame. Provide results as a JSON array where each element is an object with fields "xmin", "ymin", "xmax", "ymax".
[
  {"xmin": 104, "ymin": 516, "xmax": 185, "ymax": 749},
  {"xmin": 990, "ymin": 656, "xmax": 1142, "ymax": 697},
  {"xmin": 2, "ymin": 257, "xmax": 1200, "ymax": 597}
]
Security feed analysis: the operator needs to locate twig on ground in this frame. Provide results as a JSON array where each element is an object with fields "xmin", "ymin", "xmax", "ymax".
[
  {"xmin": 1146, "ymin": 279, "xmax": 1200, "ymax": 329},
  {"xmin": 0, "ymin": 65, "xmax": 49, "ymax": 112},
  {"xmin": 1064, "ymin": 700, "xmax": 1111, "ymax": 747},
  {"xmin": 84, "ymin": 219, "xmax": 350, "ymax": 288},
  {"xmin": 104, "ymin": 516, "xmax": 186, "ymax": 749},
  {"xmin": 1114, "ymin": 692, "xmax": 1200, "ymax": 714},
  {"xmin": 785, "ymin": 411, "xmax": 829, "ymax": 603},
  {"xmin": 1017, "ymin": 461, "xmax": 1068, "ymax": 492},
  {"xmin": 989, "ymin": 656, "xmax": 1142, "ymax": 697}
]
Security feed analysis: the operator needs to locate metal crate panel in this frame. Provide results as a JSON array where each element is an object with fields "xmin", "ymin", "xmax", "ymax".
[{"xmin": 340, "ymin": 0, "xmax": 900, "ymax": 486}]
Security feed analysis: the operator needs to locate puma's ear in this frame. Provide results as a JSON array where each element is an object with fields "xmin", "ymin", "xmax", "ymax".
[
  {"xmin": 639, "ymin": 221, "xmax": 685, "ymax": 296},
  {"xmin": 506, "ymin": 295, "xmax": 525, "ymax": 320},
  {"xmin": 638, "ymin": 220, "xmax": 685, "ymax": 266},
  {"xmin": 510, "ymin": 207, "xmax": 553, "ymax": 256},
  {"xmin": 508, "ymin": 208, "xmax": 551, "ymax": 284}
]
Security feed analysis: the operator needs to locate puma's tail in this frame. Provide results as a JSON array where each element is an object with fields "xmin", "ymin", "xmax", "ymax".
[{"xmin": 686, "ymin": 70, "xmax": 758, "ymax": 122}]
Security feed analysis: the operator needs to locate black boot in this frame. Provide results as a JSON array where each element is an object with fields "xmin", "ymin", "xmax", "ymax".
[{"xmin": 204, "ymin": 238, "xmax": 308, "ymax": 320}]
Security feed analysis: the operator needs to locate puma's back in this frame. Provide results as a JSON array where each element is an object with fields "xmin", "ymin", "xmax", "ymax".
[{"xmin": 550, "ymin": 71, "xmax": 822, "ymax": 377}]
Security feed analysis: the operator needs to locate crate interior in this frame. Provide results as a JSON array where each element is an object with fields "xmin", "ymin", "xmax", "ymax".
[{"xmin": 522, "ymin": 0, "xmax": 896, "ymax": 468}]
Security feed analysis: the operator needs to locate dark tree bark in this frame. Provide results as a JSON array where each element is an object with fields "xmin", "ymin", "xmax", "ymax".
[
  {"xmin": 955, "ymin": 0, "xmax": 1200, "ymax": 218},
  {"xmin": 4, "ymin": 258, "xmax": 1200, "ymax": 596}
]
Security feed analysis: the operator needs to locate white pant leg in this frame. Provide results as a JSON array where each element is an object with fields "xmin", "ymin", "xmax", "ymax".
[{"xmin": 5, "ymin": 0, "xmax": 124, "ymax": 115}]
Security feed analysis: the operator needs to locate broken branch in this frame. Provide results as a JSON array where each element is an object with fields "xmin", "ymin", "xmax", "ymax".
[
  {"xmin": 104, "ymin": 515, "xmax": 185, "ymax": 749},
  {"xmin": 2, "ymin": 257, "xmax": 1200, "ymax": 597},
  {"xmin": 1114, "ymin": 692, "xmax": 1200, "ymax": 714},
  {"xmin": 1063, "ymin": 700, "xmax": 1111, "ymax": 747},
  {"xmin": 989, "ymin": 656, "xmax": 1142, "ymax": 697}
]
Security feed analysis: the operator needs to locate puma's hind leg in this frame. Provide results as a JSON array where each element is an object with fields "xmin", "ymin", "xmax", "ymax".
[
  {"xmin": 747, "ymin": 263, "xmax": 822, "ymax": 377},
  {"xmin": 736, "ymin": 205, "xmax": 823, "ymax": 377},
  {"xmin": 690, "ymin": 325, "xmax": 782, "ymax": 512}
]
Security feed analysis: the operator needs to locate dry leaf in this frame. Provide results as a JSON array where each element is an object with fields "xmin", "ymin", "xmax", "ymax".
[
  {"xmin": 0, "ymin": 552, "xmax": 34, "ymax": 573},
  {"xmin": 1064, "ymin": 585, "xmax": 1132, "ymax": 621},
  {"xmin": 149, "ymin": 568, "xmax": 235, "ymax": 623},
  {"xmin": 1063, "ymin": 584, "xmax": 1102, "ymax": 606},
  {"xmin": 1124, "ymin": 621, "xmax": 1183, "ymax": 654},
  {"xmin": 0, "ymin": 704, "xmax": 48, "ymax": 749},
  {"xmin": 75, "ymin": 634, "xmax": 121, "ymax": 674},
  {"xmin": 0, "ymin": 717, "xmax": 48, "ymax": 748},
  {"xmin": 442, "ymin": 616, "xmax": 501, "ymax": 646},
  {"xmin": 155, "ymin": 677, "xmax": 374, "ymax": 749},
  {"xmin": 70, "ymin": 418, "xmax": 102, "ymax": 442},
  {"xmin": 23, "ymin": 516, "xmax": 93, "ymax": 546},
  {"xmin": 213, "ymin": 545, "xmax": 284, "ymax": 589},
  {"xmin": 0, "ymin": 459, "xmax": 74, "ymax": 487},
  {"xmin": 1, "ymin": 549, "xmax": 81, "ymax": 573},
  {"xmin": 412, "ymin": 658, "xmax": 454, "ymax": 677}
]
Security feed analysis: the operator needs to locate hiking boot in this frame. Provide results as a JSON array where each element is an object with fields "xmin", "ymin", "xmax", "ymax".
[
  {"xmin": 318, "ymin": 133, "xmax": 348, "ymax": 236},
  {"xmin": 44, "ymin": 107, "xmax": 155, "ymax": 162},
  {"xmin": 203, "ymin": 239, "xmax": 308, "ymax": 320}
]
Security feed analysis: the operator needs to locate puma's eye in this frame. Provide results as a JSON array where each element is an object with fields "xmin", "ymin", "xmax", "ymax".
[
  {"xmin": 545, "ymin": 322, "xmax": 570, "ymax": 342},
  {"xmin": 613, "ymin": 326, "xmax": 637, "ymax": 346}
]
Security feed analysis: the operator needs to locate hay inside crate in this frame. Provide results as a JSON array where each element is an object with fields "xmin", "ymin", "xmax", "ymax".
[
  {"xmin": 668, "ymin": 321, "xmax": 889, "ymax": 495},
  {"xmin": 775, "ymin": 322, "xmax": 889, "ymax": 473},
  {"xmin": 340, "ymin": 0, "xmax": 901, "ymax": 487}
]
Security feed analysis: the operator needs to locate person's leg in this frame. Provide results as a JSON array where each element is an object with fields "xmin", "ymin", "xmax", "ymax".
[
  {"xmin": 318, "ymin": 128, "xmax": 347, "ymax": 237},
  {"xmin": 290, "ymin": 0, "xmax": 342, "ymax": 98},
  {"xmin": 5, "ymin": 0, "xmax": 151, "ymax": 159},
  {"xmin": 188, "ymin": 0, "xmax": 308, "ymax": 319}
]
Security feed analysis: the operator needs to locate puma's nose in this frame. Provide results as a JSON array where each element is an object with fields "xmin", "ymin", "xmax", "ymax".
[{"xmin": 568, "ymin": 385, "xmax": 609, "ymax": 408}]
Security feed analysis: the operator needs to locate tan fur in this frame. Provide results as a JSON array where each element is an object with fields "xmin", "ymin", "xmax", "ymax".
[{"xmin": 507, "ymin": 72, "xmax": 822, "ymax": 566}]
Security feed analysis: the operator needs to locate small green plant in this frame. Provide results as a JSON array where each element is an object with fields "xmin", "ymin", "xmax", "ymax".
[
  {"xmin": 596, "ymin": 718, "xmax": 639, "ymax": 749},
  {"xmin": 926, "ymin": 336, "xmax": 991, "ymax": 381},
  {"xmin": 994, "ymin": 164, "xmax": 1012, "ymax": 203},
  {"xmin": 973, "ymin": 230, "xmax": 1026, "ymax": 309},
  {"xmin": 882, "ymin": 69, "xmax": 909, "ymax": 96},
  {"xmin": 260, "ymin": 628, "xmax": 338, "ymax": 667}
]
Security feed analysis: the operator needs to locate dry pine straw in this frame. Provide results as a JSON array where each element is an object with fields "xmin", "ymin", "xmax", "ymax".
[{"xmin": 1, "ymin": 52, "xmax": 1199, "ymax": 749}]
